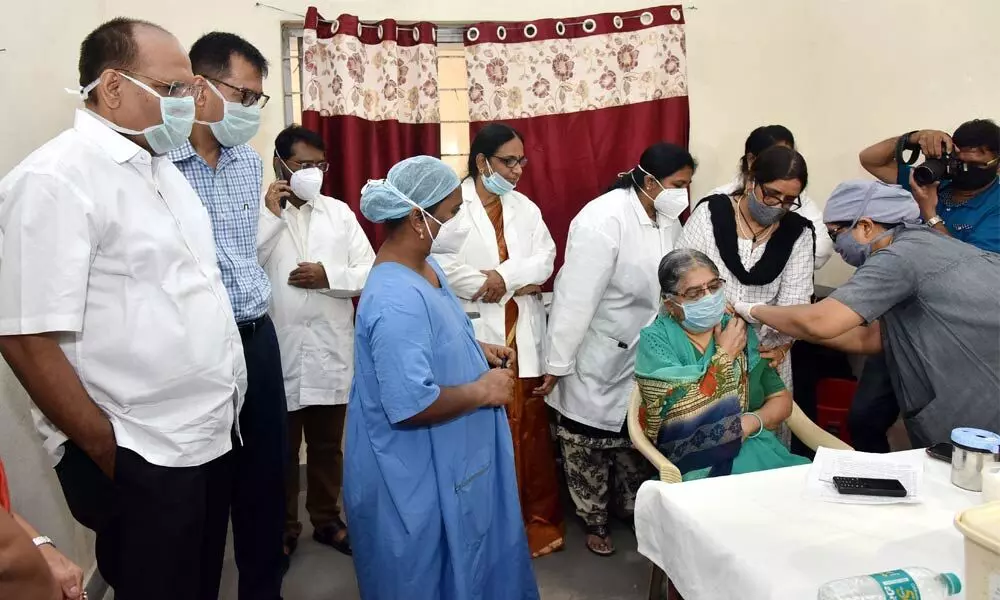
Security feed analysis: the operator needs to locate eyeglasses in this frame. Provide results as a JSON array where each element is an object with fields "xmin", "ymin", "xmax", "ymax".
[
  {"xmin": 673, "ymin": 278, "xmax": 726, "ymax": 301},
  {"xmin": 757, "ymin": 183, "xmax": 802, "ymax": 209},
  {"xmin": 120, "ymin": 70, "xmax": 197, "ymax": 98},
  {"xmin": 966, "ymin": 156, "xmax": 1000, "ymax": 171},
  {"xmin": 492, "ymin": 155, "xmax": 528, "ymax": 169},
  {"xmin": 288, "ymin": 158, "xmax": 329, "ymax": 172},
  {"xmin": 207, "ymin": 77, "xmax": 270, "ymax": 108},
  {"xmin": 827, "ymin": 224, "xmax": 849, "ymax": 243}
]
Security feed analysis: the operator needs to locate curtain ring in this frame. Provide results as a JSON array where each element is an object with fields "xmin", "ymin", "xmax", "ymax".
[
  {"xmin": 412, "ymin": 25, "xmax": 420, "ymax": 42},
  {"xmin": 377, "ymin": 24, "xmax": 384, "ymax": 38},
  {"xmin": 330, "ymin": 19, "xmax": 340, "ymax": 34},
  {"xmin": 523, "ymin": 23, "xmax": 538, "ymax": 39},
  {"xmin": 357, "ymin": 23, "xmax": 363, "ymax": 37},
  {"xmin": 496, "ymin": 25, "xmax": 507, "ymax": 40},
  {"xmin": 431, "ymin": 27, "xmax": 437, "ymax": 42},
  {"xmin": 612, "ymin": 16, "xmax": 624, "ymax": 30},
  {"xmin": 466, "ymin": 26, "xmax": 480, "ymax": 42},
  {"xmin": 671, "ymin": 7, "xmax": 682, "ymax": 20},
  {"xmin": 582, "ymin": 18, "xmax": 597, "ymax": 33},
  {"xmin": 555, "ymin": 21, "xmax": 566, "ymax": 36},
  {"xmin": 640, "ymin": 11, "xmax": 654, "ymax": 26}
]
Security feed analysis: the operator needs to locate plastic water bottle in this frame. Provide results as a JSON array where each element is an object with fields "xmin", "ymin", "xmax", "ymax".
[{"xmin": 818, "ymin": 568, "xmax": 961, "ymax": 599}]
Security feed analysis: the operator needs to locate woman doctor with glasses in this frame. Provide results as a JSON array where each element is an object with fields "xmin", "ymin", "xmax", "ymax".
[
  {"xmin": 678, "ymin": 144, "xmax": 815, "ymax": 396},
  {"xmin": 431, "ymin": 123, "xmax": 565, "ymax": 558},
  {"xmin": 537, "ymin": 142, "xmax": 695, "ymax": 557}
]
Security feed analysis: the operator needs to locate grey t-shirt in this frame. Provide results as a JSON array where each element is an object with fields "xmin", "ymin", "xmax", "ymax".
[{"xmin": 831, "ymin": 224, "xmax": 1000, "ymax": 445}]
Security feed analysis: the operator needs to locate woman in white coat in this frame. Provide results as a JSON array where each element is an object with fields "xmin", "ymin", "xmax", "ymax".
[
  {"xmin": 538, "ymin": 142, "xmax": 696, "ymax": 556},
  {"xmin": 433, "ymin": 123, "xmax": 564, "ymax": 558},
  {"xmin": 258, "ymin": 126, "xmax": 375, "ymax": 561}
]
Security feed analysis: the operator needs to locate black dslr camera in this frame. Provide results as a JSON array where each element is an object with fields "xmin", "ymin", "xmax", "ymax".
[{"xmin": 912, "ymin": 152, "xmax": 964, "ymax": 186}]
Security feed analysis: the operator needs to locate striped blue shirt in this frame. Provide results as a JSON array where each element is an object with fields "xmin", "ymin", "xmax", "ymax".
[{"xmin": 170, "ymin": 142, "xmax": 271, "ymax": 322}]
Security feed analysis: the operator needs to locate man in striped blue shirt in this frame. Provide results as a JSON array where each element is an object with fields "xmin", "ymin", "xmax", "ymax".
[{"xmin": 169, "ymin": 32, "xmax": 287, "ymax": 600}]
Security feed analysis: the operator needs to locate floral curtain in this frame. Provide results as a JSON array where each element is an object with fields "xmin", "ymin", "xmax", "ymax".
[
  {"xmin": 465, "ymin": 5, "xmax": 690, "ymax": 277},
  {"xmin": 302, "ymin": 7, "xmax": 441, "ymax": 247}
]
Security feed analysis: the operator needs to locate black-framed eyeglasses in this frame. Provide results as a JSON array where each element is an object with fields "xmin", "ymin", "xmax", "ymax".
[
  {"xmin": 757, "ymin": 183, "xmax": 802, "ymax": 209},
  {"xmin": 673, "ymin": 278, "xmax": 726, "ymax": 301},
  {"xmin": 119, "ymin": 70, "xmax": 196, "ymax": 98},
  {"xmin": 207, "ymin": 77, "xmax": 270, "ymax": 108},
  {"xmin": 287, "ymin": 158, "xmax": 329, "ymax": 172},
  {"xmin": 492, "ymin": 155, "xmax": 528, "ymax": 169},
  {"xmin": 827, "ymin": 224, "xmax": 850, "ymax": 243}
]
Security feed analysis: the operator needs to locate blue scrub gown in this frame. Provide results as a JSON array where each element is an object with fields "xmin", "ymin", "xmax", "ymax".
[{"xmin": 345, "ymin": 259, "xmax": 539, "ymax": 600}]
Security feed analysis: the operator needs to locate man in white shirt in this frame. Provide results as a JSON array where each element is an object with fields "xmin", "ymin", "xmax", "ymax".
[
  {"xmin": 0, "ymin": 18, "xmax": 246, "ymax": 600},
  {"xmin": 259, "ymin": 126, "xmax": 375, "ymax": 565}
]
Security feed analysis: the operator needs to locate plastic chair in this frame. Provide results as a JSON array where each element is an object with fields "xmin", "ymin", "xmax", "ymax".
[
  {"xmin": 627, "ymin": 383, "xmax": 852, "ymax": 599},
  {"xmin": 815, "ymin": 377, "xmax": 859, "ymax": 445}
]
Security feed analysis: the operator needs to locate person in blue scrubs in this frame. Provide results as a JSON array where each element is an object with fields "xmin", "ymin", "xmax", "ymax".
[{"xmin": 345, "ymin": 156, "xmax": 539, "ymax": 600}]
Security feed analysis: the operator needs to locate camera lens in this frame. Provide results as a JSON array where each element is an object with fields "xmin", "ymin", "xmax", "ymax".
[{"xmin": 914, "ymin": 159, "xmax": 948, "ymax": 186}]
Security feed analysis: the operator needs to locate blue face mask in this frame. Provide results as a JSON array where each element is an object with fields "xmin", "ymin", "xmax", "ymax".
[
  {"xmin": 675, "ymin": 290, "xmax": 727, "ymax": 333},
  {"xmin": 482, "ymin": 159, "xmax": 516, "ymax": 196},
  {"xmin": 834, "ymin": 225, "xmax": 896, "ymax": 268},
  {"xmin": 82, "ymin": 73, "xmax": 195, "ymax": 155},
  {"xmin": 197, "ymin": 80, "xmax": 261, "ymax": 147}
]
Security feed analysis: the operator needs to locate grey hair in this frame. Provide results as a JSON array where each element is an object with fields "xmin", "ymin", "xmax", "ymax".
[{"xmin": 657, "ymin": 249, "xmax": 719, "ymax": 297}]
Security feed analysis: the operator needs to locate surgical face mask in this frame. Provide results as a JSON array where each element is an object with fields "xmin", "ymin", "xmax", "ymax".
[
  {"xmin": 635, "ymin": 166, "xmax": 689, "ymax": 220},
  {"xmin": 834, "ymin": 226, "xmax": 895, "ymax": 268},
  {"xmin": 951, "ymin": 165, "xmax": 998, "ymax": 191},
  {"xmin": 482, "ymin": 160, "xmax": 516, "ymax": 196},
  {"xmin": 675, "ymin": 290, "xmax": 727, "ymax": 333},
  {"xmin": 402, "ymin": 197, "xmax": 471, "ymax": 255},
  {"xmin": 196, "ymin": 80, "xmax": 261, "ymax": 147},
  {"xmin": 748, "ymin": 185, "xmax": 787, "ymax": 226},
  {"xmin": 81, "ymin": 73, "xmax": 195, "ymax": 155}
]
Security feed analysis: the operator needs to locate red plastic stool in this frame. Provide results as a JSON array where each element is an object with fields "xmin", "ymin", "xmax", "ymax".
[{"xmin": 815, "ymin": 378, "xmax": 857, "ymax": 445}]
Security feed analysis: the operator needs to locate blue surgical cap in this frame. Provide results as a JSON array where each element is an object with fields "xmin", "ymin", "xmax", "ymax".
[
  {"xmin": 823, "ymin": 180, "xmax": 920, "ymax": 225},
  {"xmin": 360, "ymin": 155, "xmax": 461, "ymax": 223}
]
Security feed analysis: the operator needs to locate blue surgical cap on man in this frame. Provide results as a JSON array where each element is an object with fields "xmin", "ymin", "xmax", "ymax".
[
  {"xmin": 360, "ymin": 155, "xmax": 461, "ymax": 223},
  {"xmin": 823, "ymin": 180, "xmax": 921, "ymax": 225}
]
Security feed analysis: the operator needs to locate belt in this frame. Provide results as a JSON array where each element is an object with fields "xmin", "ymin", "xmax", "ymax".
[{"xmin": 237, "ymin": 314, "xmax": 269, "ymax": 336}]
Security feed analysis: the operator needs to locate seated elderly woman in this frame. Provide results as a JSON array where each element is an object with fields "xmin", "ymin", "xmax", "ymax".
[{"xmin": 634, "ymin": 249, "xmax": 810, "ymax": 480}]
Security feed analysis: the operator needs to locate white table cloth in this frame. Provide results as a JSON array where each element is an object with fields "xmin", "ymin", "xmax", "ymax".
[{"xmin": 635, "ymin": 451, "xmax": 979, "ymax": 599}]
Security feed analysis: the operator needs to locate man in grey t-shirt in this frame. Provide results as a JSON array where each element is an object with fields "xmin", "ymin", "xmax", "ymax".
[{"xmin": 736, "ymin": 180, "xmax": 1000, "ymax": 446}]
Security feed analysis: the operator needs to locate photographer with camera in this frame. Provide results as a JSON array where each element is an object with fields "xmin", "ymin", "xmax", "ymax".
[{"xmin": 860, "ymin": 119, "xmax": 1000, "ymax": 253}]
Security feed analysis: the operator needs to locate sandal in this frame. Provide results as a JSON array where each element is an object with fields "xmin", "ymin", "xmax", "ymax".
[
  {"xmin": 585, "ymin": 524, "xmax": 615, "ymax": 557},
  {"xmin": 313, "ymin": 517, "xmax": 352, "ymax": 556}
]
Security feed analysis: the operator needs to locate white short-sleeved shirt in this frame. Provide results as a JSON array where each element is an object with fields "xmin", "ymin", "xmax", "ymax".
[{"xmin": 0, "ymin": 110, "xmax": 248, "ymax": 467}]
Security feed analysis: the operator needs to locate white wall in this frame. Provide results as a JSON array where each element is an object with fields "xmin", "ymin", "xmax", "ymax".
[{"xmin": 0, "ymin": 0, "xmax": 997, "ymax": 575}]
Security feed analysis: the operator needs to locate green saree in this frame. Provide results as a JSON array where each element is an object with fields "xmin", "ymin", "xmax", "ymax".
[{"xmin": 634, "ymin": 314, "xmax": 809, "ymax": 481}]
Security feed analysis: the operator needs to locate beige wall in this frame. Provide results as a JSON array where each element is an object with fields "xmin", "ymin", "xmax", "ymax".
[{"xmin": 0, "ymin": 0, "xmax": 996, "ymax": 576}]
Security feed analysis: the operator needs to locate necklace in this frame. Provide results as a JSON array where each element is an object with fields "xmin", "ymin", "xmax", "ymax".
[{"xmin": 734, "ymin": 196, "xmax": 774, "ymax": 243}]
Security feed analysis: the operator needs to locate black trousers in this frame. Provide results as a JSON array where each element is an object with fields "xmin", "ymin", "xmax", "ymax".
[
  {"xmin": 55, "ymin": 442, "xmax": 232, "ymax": 600},
  {"xmin": 233, "ymin": 314, "xmax": 289, "ymax": 600},
  {"xmin": 848, "ymin": 352, "xmax": 901, "ymax": 453}
]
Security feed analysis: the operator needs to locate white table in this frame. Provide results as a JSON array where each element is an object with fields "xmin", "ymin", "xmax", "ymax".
[{"xmin": 635, "ymin": 451, "xmax": 979, "ymax": 599}]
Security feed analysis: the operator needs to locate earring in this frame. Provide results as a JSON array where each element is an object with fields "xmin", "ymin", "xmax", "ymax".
[{"xmin": 419, "ymin": 231, "xmax": 425, "ymax": 240}]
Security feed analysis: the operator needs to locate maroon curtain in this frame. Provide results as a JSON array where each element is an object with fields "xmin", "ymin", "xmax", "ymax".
[
  {"xmin": 302, "ymin": 7, "xmax": 441, "ymax": 248},
  {"xmin": 464, "ymin": 6, "xmax": 690, "ymax": 280}
]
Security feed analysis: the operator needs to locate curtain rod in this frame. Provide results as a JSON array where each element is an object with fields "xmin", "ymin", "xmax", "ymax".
[{"xmin": 255, "ymin": 1, "xmax": 697, "ymax": 25}]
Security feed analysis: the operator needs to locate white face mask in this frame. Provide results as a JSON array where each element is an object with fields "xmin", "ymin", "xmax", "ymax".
[
  {"xmin": 422, "ymin": 209, "xmax": 472, "ymax": 255},
  {"xmin": 290, "ymin": 168, "xmax": 324, "ymax": 202},
  {"xmin": 636, "ymin": 165, "xmax": 689, "ymax": 220}
]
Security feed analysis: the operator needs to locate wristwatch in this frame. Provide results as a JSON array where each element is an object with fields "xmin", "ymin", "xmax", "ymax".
[
  {"xmin": 926, "ymin": 215, "xmax": 945, "ymax": 228},
  {"xmin": 32, "ymin": 535, "xmax": 54, "ymax": 548}
]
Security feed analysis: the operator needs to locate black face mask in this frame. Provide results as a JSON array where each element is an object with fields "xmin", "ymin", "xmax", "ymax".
[{"xmin": 951, "ymin": 165, "xmax": 998, "ymax": 191}]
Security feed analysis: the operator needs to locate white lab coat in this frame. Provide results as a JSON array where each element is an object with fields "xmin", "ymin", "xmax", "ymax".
[
  {"xmin": 433, "ymin": 178, "xmax": 556, "ymax": 377},
  {"xmin": 710, "ymin": 177, "xmax": 833, "ymax": 269},
  {"xmin": 258, "ymin": 194, "xmax": 375, "ymax": 411},
  {"xmin": 545, "ymin": 187, "xmax": 682, "ymax": 432}
]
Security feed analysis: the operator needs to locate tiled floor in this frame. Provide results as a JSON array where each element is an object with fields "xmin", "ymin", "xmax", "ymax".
[{"xmin": 217, "ymin": 493, "xmax": 651, "ymax": 600}]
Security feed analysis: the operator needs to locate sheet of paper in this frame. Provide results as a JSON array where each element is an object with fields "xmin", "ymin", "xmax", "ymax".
[{"xmin": 805, "ymin": 447, "xmax": 925, "ymax": 505}]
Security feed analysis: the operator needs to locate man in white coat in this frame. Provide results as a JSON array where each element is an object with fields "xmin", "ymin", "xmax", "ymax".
[{"xmin": 259, "ymin": 125, "xmax": 375, "ymax": 564}]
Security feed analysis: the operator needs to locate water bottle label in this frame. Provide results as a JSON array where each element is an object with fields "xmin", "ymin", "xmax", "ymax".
[{"xmin": 869, "ymin": 570, "xmax": 921, "ymax": 600}]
